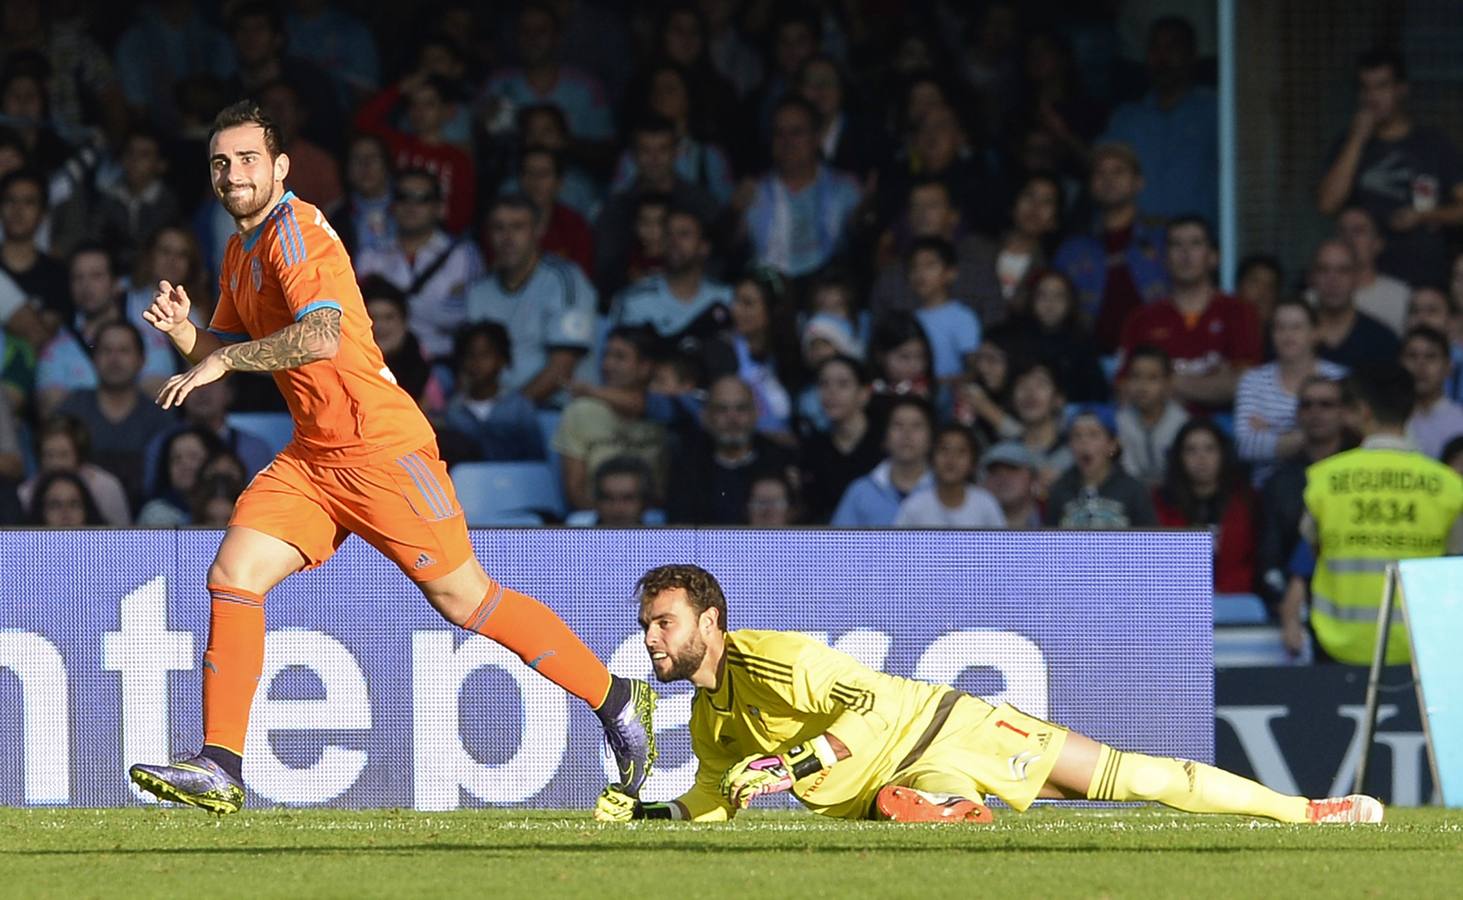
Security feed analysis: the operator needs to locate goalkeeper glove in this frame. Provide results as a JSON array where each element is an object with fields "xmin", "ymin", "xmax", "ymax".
[
  {"xmin": 594, "ymin": 786, "xmax": 682, "ymax": 822},
  {"xmin": 719, "ymin": 736, "xmax": 841, "ymax": 808}
]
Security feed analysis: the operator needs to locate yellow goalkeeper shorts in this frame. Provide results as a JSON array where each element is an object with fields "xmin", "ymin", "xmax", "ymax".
[{"xmin": 876, "ymin": 695, "xmax": 1068, "ymax": 814}]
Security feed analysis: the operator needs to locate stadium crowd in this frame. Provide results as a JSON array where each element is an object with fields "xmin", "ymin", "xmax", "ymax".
[{"xmin": 2, "ymin": 2, "xmax": 1462, "ymax": 625}]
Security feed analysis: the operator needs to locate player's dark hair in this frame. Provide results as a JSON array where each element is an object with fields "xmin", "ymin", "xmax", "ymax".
[
  {"xmin": 209, "ymin": 100, "xmax": 283, "ymax": 159},
  {"xmin": 637, "ymin": 564, "xmax": 728, "ymax": 632},
  {"xmin": 1402, "ymin": 324, "xmax": 1451, "ymax": 359},
  {"xmin": 26, "ymin": 471, "xmax": 104, "ymax": 526},
  {"xmin": 606, "ymin": 325, "xmax": 659, "ymax": 361},
  {"xmin": 1358, "ymin": 48, "xmax": 1406, "ymax": 82},
  {"xmin": 0, "ymin": 168, "xmax": 48, "ymax": 209},
  {"xmin": 593, "ymin": 455, "xmax": 653, "ymax": 502},
  {"xmin": 907, "ymin": 235, "xmax": 956, "ymax": 269},
  {"xmin": 454, "ymin": 321, "xmax": 514, "ymax": 370},
  {"xmin": 1166, "ymin": 214, "xmax": 1216, "ymax": 250},
  {"xmin": 91, "ymin": 320, "xmax": 145, "ymax": 359},
  {"xmin": 1348, "ymin": 361, "xmax": 1415, "ymax": 427}
]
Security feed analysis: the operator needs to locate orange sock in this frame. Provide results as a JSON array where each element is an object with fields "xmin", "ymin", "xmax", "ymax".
[
  {"xmin": 201, "ymin": 584, "xmax": 266, "ymax": 756},
  {"xmin": 462, "ymin": 579, "xmax": 612, "ymax": 708}
]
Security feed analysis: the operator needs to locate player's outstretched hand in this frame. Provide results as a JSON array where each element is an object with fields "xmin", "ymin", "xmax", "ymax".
[
  {"xmin": 593, "ymin": 786, "xmax": 639, "ymax": 823},
  {"xmin": 142, "ymin": 280, "xmax": 192, "ymax": 336},
  {"xmin": 156, "ymin": 352, "xmax": 229, "ymax": 410},
  {"xmin": 720, "ymin": 753, "xmax": 796, "ymax": 808}
]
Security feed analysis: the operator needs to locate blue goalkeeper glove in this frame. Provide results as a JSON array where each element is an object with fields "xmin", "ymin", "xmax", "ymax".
[{"xmin": 719, "ymin": 736, "xmax": 840, "ymax": 808}]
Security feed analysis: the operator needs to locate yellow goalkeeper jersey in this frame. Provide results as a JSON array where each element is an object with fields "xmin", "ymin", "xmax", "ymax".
[{"xmin": 676, "ymin": 629, "xmax": 956, "ymax": 821}]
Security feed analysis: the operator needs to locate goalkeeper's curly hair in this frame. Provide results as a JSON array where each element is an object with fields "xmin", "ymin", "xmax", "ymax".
[{"xmin": 636, "ymin": 564, "xmax": 728, "ymax": 632}]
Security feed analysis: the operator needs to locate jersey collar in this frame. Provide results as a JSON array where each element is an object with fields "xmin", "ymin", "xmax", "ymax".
[{"xmin": 240, "ymin": 190, "xmax": 298, "ymax": 252}]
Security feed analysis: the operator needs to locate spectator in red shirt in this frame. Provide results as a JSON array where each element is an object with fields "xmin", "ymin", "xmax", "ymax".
[
  {"xmin": 1120, "ymin": 216, "xmax": 1262, "ymax": 411},
  {"xmin": 355, "ymin": 73, "xmax": 477, "ymax": 235},
  {"xmin": 482, "ymin": 146, "xmax": 593, "ymax": 275},
  {"xmin": 1152, "ymin": 418, "xmax": 1257, "ymax": 595}
]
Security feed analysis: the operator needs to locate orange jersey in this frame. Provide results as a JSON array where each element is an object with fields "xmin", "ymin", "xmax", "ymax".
[{"xmin": 209, "ymin": 191, "xmax": 435, "ymax": 466}]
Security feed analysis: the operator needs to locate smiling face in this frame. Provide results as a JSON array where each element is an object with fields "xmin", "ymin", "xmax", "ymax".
[
  {"xmin": 209, "ymin": 123, "xmax": 288, "ymax": 224},
  {"xmin": 640, "ymin": 588, "xmax": 716, "ymax": 683}
]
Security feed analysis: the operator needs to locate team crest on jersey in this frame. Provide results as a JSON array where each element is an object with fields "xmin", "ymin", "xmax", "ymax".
[{"xmin": 251, "ymin": 256, "xmax": 263, "ymax": 291}]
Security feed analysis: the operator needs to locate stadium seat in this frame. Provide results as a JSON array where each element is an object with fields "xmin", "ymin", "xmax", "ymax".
[
  {"xmin": 536, "ymin": 410, "xmax": 565, "ymax": 507},
  {"xmin": 1214, "ymin": 593, "xmax": 1269, "ymax": 626},
  {"xmin": 227, "ymin": 412, "xmax": 295, "ymax": 456},
  {"xmin": 451, "ymin": 461, "xmax": 563, "ymax": 525}
]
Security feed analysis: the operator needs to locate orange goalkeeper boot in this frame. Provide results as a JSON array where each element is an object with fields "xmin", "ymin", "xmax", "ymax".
[
  {"xmin": 1306, "ymin": 794, "xmax": 1384, "ymax": 824},
  {"xmin": 876, "ymin": 785, "xmax": 995, "ymax": 823}
]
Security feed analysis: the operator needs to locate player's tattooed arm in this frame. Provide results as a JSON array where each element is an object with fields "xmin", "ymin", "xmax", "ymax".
[{"xmin": 218, "ymin": 308, "xmax": 342, "ymax": 371}]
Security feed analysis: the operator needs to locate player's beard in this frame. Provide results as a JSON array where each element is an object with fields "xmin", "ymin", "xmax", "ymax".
[
  {"xmin": 218, "ymin": 177, "xmax": 275, "ymax": 220},
  {"xmin": 654, "ymin": 632, "xmax": 707, "ymax": 683}
]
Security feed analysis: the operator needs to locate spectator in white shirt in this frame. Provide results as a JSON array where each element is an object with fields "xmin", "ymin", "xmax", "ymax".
[{"xmin": 895, "ymin": 424, "xmax": 1005, "ymax": 527}]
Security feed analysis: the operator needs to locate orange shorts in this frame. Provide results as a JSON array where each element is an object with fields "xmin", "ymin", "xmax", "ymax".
[{"xmin": 230, "ymin": 444, "xmax": 474, "ymax": 582}]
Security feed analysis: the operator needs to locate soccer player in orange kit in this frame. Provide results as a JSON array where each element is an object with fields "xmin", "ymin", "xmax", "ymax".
[{"xmin": 128, "ymin": 102, "xmax": 655, "ymax": 814}]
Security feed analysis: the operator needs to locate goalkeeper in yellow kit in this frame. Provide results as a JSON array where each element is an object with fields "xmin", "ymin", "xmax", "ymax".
[{"xmin": 595, "ymin": 565, "xmax": 1383, "ymax": 825}]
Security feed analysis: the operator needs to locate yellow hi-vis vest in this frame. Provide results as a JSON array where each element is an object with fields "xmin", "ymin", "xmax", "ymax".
[{"xmin": 1304, "ymin": 447, "xmax": 1463, "ymax": 664}]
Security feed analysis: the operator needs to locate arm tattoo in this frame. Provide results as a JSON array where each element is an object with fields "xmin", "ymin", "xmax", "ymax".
[{"xmin": 218, "ymin": 308, "xmax": 341, "ymax": 372}]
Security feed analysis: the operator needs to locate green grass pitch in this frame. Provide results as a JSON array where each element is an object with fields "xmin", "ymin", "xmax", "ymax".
[{"xmin": 1, "ymin": 807, "xmax": 1460, "ymax": 899}]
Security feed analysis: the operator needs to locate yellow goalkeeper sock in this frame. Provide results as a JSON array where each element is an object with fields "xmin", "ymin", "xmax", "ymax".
[{"xmin": 1085, "ymin": 745, "xmax": 1310, "ymax": 823}]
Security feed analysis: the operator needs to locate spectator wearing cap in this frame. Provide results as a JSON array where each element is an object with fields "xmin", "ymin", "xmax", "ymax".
[
  {"xmin": 794, "ymin": 313, "xmax": 861, "ymax": 431},
  {"xmin": 894, "ymin": 424, "xmax": 1005, "ymax": 527},
  {"xmin": 1045, "ymin": 406, "xmax": 1156, "ymax": 528},
  {"xmin": 831, "ymin": 396, "xmax": 935, "ymax": 527},
  {"xmin": 610, "ymin": 206, "xmax": 731, "ymax": 352},
  {"xmin": 980, "ymin": 440, "xmax": 1043, "ymax": 528},
  {"xmin": 1053, "ymin": 142, "xmax": 1169, "ymax": 352},
  {"xmin": 1100, "ymin": 16, "xmax": 1217, "ymax": 226},
  {"xmin": 1120, "ymin": 217, "xmax": 1262, "ymax": 413},
  {"xmin": 1116, "ymin": 346, "xmax": 1191, "ymax": 487},
  {"xmin": 1152, "ymin": 419, "xmax": 1257, "ymax": 594}
]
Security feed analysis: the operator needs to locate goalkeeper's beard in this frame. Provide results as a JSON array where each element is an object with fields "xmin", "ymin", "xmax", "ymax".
[{"xmin": 654, "ymin": 632, "xmax": 707, "ymax": 683}]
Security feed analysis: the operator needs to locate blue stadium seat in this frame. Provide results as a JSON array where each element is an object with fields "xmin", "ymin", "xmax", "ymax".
[
  {"xmin": 1214, "ymin": 593, "xmax": 1269, "ymax": 626},
  {"xmin": 226, "ymin": 412, "xmax": 294, "ymax": 456},
  {"xmin": 451, "ymin": 461, "xmax": 563, "ymax": 525},
  {"xmin": 537, "ymin": 410, "xmax": 565, "ymax": 507}
]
